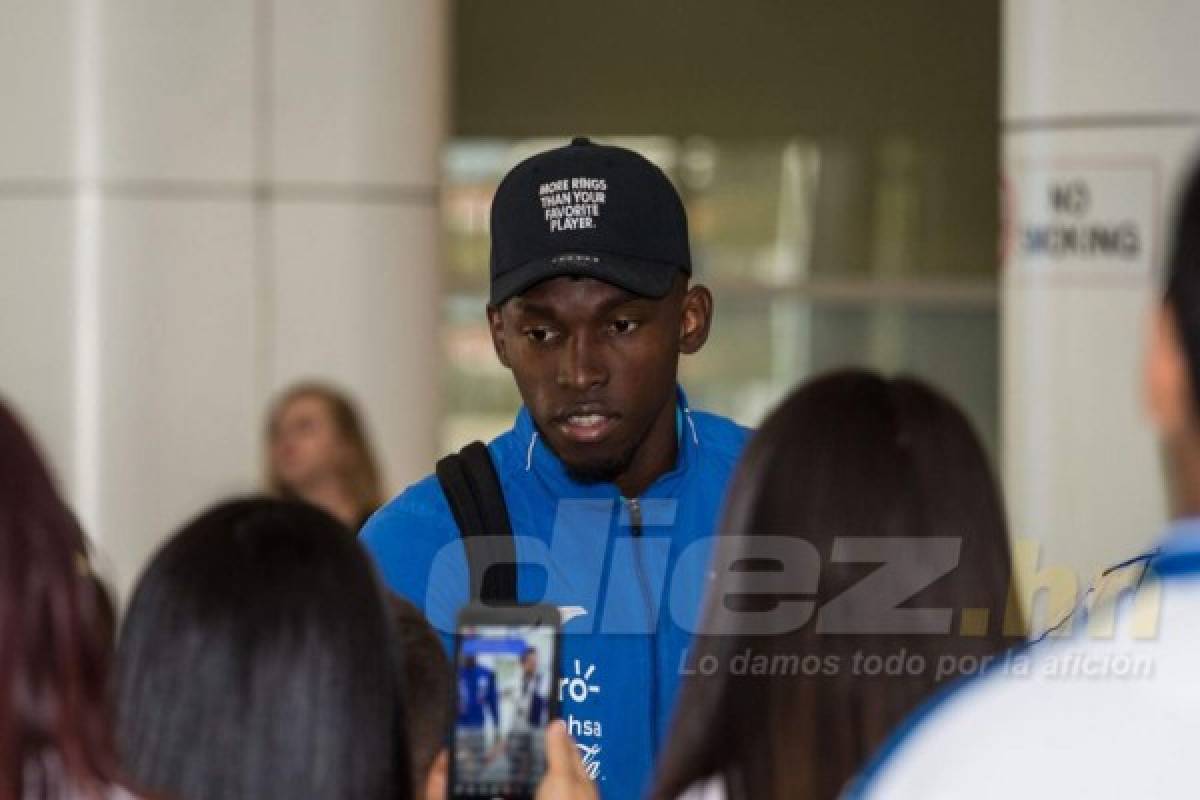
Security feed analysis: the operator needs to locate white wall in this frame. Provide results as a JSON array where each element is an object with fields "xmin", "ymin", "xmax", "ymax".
[
  {"xmin": 1003, "ymin": 0, "xmax": 1200, "ymax": 617},
  {"xmin": 0, "ymin": 0, "xmax": 447, "ymax": 598}
]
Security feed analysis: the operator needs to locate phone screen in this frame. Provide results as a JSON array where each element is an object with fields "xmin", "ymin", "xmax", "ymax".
[{"xmin": 453, "ymin": 618, "xmax": 558, "ymax": 799}]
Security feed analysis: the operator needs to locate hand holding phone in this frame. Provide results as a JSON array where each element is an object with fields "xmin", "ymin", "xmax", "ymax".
[
  {"xmin": 534, "ymin": 721, "xmax": 598, "ymax": 800},
  {"xmin": 452, "ymin": 604, "xmax": 562, "ymax": 800}
]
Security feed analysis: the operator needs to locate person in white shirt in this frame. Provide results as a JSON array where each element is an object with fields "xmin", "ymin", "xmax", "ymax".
[{"xmin": 853, "ymin": 159, "xmax": 1200, "ymax": 799}]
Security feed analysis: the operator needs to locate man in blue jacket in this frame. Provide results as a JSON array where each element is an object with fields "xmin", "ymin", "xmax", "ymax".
[
  {"xmin": 457, "ymin": 654, "xmax": 500, "ymax": 730},
  {"xmin": 362, "ymin": 137, "xmax": 749, "ymax": 798}
]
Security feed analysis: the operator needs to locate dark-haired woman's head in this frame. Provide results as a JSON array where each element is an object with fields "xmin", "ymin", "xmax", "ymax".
[
  {"xmin": 0, "ymin": 400, "xmax": 118, "ymax": 800},
  {"xmin": 387, "ymin": 596, "xmax": 454, "ymax": 800},
  {"xmin": 114, "ymin": 497, "xmax": 411, "ymax": 800},
  {"xmin": 654, "ymin": 370, "xmax": 1015, "ymax": 800}
]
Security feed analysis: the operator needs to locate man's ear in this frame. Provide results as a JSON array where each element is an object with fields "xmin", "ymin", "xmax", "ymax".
[
  {"xmin": 423, "ymin": 749, "xmax": 448, "ymax": 800},
  {"xmin": 679, "ymin": 284, "xmax": 713, "ymax": 355},
  {"xmin": 486, "ymin": 304, "xmax": 512, "ymax": 369},
  {"xmin": 1145, "ymin": 302, "xmax": 1193, "ymax": 437}
]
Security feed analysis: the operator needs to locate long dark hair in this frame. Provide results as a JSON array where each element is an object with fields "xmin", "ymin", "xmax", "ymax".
[
  {"xmin": 653, "ymin": 370, "xmax": 1015, "ymax": 800},
  {"xmin": 388, "ymin": 595, "xmax": 454, "ymax": 796},
  {"xmin": 1165, "ymin": 161, "xmax": 1200, "ymax": 412},
  {"xmin": 0, "ymin": 400, "xmax": 119, "ymax": 799},
  {"xmin": 114, "ymin": 497, "xmax": 411, "ymax": 800}
]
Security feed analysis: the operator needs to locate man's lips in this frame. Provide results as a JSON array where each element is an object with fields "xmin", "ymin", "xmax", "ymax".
[{"xmin": 553, "ymin": 408, "xmax": 620, "ymax": 444}]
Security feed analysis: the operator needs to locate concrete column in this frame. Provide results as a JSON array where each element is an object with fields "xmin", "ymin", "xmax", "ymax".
[
  {"xmin": 0, "ymin": 0, "xmax": 447, "ymax": 597},
  {"xmin": 1003, "ymin": 0, "xmax": 1200, "ymax": 623}
]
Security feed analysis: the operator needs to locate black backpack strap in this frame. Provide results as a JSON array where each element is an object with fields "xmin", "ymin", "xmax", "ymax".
[{"xmin": 435, "ymin": 441, "xmax": 518, "ymax": 606}]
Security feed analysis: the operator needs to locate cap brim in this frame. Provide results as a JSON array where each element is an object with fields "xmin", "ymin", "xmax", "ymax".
[{"xmin": 490, "ymin": 253, "xmax": 683, "ymax": 305}]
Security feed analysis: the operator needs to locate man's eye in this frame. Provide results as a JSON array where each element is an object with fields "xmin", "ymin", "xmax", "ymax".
[
  {"xmin": 525, "ymin": 327, "xmax": 559, "ymax": 344},
  {"xmin": 608, "ymin": 319, "xmax": 640, "ymax": 335}
]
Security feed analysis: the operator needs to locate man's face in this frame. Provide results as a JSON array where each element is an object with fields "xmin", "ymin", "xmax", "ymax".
[{"xmin": 487, "ymin": 275, "xmax": 710, "ymax": 485}]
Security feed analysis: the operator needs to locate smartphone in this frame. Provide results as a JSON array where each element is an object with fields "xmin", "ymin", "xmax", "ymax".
[{"xmin": 451, "ymin": 604, "xmax": 562, "ymax": 800}]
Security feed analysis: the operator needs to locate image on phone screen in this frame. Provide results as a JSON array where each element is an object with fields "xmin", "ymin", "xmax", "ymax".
[{"xmin": 453, "ymin": 620, "xmax": 557, "ymax": 798}]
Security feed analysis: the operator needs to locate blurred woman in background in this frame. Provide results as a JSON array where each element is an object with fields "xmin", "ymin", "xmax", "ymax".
[
  {"xmin": 652, "ymin": 370, "xmax": 1016, "ymax": 800},
  {"xmin": 0, "ymin": 401, "xmax": 130, "ymax": 800},
  {"xmin": 265, "ymin": 382, "xmax": 384, "ymax": 531},
  {"xmin": 113, "ymin": 497, "xmax": 412, "ymax": 800}
]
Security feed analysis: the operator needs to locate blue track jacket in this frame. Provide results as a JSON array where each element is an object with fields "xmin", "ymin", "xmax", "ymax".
[
  {"xmin": 457, "ymin": 663, "xmax": 499, "ymax": 728},
  {"xmin": 361, "ymin": 388, "xmax": 748, "ymax": 798}
]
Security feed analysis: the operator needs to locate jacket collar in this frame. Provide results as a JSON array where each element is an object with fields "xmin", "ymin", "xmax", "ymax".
[{"xmin": 513, "ymin": 385, "xmax": 701, "ymax": 499}]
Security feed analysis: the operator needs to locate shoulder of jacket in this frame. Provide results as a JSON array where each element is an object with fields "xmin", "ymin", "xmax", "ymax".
[
  {"xmin": 690, "ymin": 410, "xmax": 752, "ymax": 465},
  {"xmin": 366, "ymin": 427, "xmax": 531, "ymax": 529},
  {"xmin": 387, "ymin": 472, "xmax": 452, "ymax": 518},
  {"xmin": 485, "ymin": 426, "xmax": 530, "ymax": 478},
  {"xmin": 360, "ymin": 473, "xmax": 457, "ymax": 549}
]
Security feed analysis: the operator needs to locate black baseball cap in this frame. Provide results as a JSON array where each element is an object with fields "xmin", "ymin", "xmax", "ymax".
[{"xmin": 488, "ymin": 137, "xmax": 692, "ymax": 305}]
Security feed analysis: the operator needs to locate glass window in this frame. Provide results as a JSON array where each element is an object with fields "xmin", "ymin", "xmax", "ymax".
[{"xmin": 441, "ymin": 137, "xmax": 998, "ymax": 458}]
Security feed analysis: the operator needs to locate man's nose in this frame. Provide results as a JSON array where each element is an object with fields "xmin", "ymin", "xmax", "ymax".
[{"xmin": 557, "ymin": 332, "xmax": 608, "ymax": 391}]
